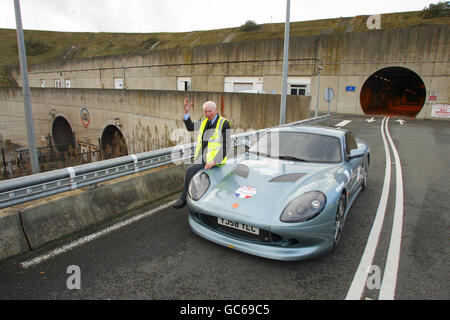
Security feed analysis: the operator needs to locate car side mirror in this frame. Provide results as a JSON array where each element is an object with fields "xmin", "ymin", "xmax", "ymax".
[{"xmin": 347, "ymin": 149, "xmax": 365, "ymax": 160}]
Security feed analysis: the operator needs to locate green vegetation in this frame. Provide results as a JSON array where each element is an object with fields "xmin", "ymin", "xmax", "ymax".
[
  {"xmin": 421, "ymin": 1, "xmax": 449, "ymax": 18},
  {"xmin": 139, "ymin": 36, "xmax": 159, "ymax": 49},
  {"xmin": 0, "ymin": 10, "xmax": 448, "ymax": 87},
  {"xmin": 0, "ymin": 67, "xmax": 15, "ymax": 87},
  {"xmin": 240, "ymin": 20, "xmax": 262, "ymax": 32},
  {"xmin": 25, "ymin": 38, "xmax": 51, "ymax": 55}
]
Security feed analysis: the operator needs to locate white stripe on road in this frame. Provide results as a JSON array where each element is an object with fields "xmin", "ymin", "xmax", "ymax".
[
  {"xmin": 345, "ymin": 116, "xmax": 405, "ymax": 300},
  {"xmin": 345, "ymin": 117, "xmax": 392, "ymax": 300},
  {"xmin": 379, "ymin": 117, "xmax": 404, "ymax": 300},
  {"xmin": 335, "ymin": 120, "xmax": 352, "ymax": 127},
  {"xmin": 20, "ymin": 200, "xmax": 176, "ymax": 269}
]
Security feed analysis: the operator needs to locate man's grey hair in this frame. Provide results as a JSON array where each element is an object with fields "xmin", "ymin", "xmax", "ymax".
[{"xmin": 202, "ymin": 101, "xmax": 217, "ymax": 111}]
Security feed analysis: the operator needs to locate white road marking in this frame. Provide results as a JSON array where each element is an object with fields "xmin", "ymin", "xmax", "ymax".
[
  {"xmin": 346, "ymin": 116, "xmax": 405, "ymax": 300},
  {"xmin": 395, "ymin": 119, "xmax": 406, "ymax": 125},
  {"xmin": 379, "ymin": 117, "xmax": 404, "ymax": 300},
  {"xmin": 335, "ymin": 120, "xmax": 352, "ymax": 127},
  {"xmin": 20, "ymin": 200, "xmax": 176, "ymax": 269},
  {"xmin": 345, "ymin": 117, "xmax": 392, "ymax": 300},
  {"xmin": 366, "ymin": 117, "xmax": 376, "ymax": 123}
]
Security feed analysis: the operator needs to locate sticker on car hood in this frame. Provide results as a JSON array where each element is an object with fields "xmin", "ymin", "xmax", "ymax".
[{"xmin": 235, "ymin": 185, "xmax": 257, "ymax": 199}]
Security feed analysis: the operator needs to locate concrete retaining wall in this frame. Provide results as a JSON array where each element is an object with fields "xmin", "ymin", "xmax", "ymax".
[
  {"xmin": 0, "ymin": 163, "xmax": 186, "ymax": 261},
  {"xmin": 10, "ymin": 24, "xmax": 449, "ymax": 120},
  {"xmin": 0, "ymin": 88, "xmax": 310, "ymax": 153}
]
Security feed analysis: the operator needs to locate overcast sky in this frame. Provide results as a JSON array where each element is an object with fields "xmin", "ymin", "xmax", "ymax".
[{"xmin": 0, "ymin": 0, "xmax": 436, "ymax": 33}]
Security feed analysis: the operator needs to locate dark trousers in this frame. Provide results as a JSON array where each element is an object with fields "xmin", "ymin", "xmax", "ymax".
[{"xmin": 179, "ymin": 163, "xmax": 204, "ymax": 202}]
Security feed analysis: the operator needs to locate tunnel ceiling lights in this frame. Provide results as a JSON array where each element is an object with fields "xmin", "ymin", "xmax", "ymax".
[
  {"xmin": 405, "ymin": 89, "xmax": 417, "ymax": 95},
  {"xmin": 374, "ymin": 75, "xmax": 391, "ymax": 82}
]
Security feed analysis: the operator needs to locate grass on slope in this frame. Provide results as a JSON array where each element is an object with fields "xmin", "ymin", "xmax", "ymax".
[{"xmin": 0, "ymin": 10, "xmax": 448, "ymax": 86}]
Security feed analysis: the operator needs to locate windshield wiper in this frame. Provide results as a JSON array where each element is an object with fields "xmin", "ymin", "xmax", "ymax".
[{"xmin": 276, "ymin": 155, "xmax": 311, "ymax": 162}]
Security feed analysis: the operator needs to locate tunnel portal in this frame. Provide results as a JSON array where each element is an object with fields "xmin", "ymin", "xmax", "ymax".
[
  {"xmin": 101, "ymin": 125, "xmax": 128, "ymax": 159},
  {"xmin": 360, "ymin": 67, "xmax": 426, "ymax": 117},
  {"xmin": 52, "ymin": 116, "xmax": 75, "ymax": 152}
]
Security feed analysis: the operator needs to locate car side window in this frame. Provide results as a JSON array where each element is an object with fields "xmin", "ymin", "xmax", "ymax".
[{"xmin": 345, "ymin": 132, "xmax": 358, "ymax": 155}]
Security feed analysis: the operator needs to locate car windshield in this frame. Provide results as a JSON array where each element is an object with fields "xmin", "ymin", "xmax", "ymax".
[{"xmin": 248, "ymin": 131, "xmax": 342, "ymax": 163}]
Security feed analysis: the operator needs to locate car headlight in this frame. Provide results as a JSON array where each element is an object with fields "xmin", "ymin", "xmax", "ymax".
[
  {"xmin": 188, "ymin": 172, "xmax": 210, "ymax": 201},
  {"xmin": 280, "ymin": 191, "xmax": 327, "ymax": 223}
]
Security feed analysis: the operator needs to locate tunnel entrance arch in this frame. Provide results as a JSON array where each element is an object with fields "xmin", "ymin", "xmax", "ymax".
[
  {"xmin": 360, "ymin": 67, "xmax": 426, "ymax": 117},
  {"xmin": 51, "ymin": 116, "xmax": 75, "ymax": 152},
  {"xmin": 101, "ymin": 125, "xmax": 128, "ymax": 159}
]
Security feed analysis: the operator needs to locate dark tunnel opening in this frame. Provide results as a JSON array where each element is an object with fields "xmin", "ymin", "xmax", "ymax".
[
  {"xmin": 52, "ymin": 116, "xmax": 75, "ymax": 152},
  {"xmin": 101, "ymin": 125, "xmax": 128, "ymax": 160},
  {"xmin": 360, "ymin": 67, "xmax": 426, "ymax": 117}
]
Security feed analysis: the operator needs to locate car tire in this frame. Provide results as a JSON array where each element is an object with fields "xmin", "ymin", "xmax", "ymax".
[{"xmin": 333, "ymin": 193, "xmax": 346, "ymax": 248}]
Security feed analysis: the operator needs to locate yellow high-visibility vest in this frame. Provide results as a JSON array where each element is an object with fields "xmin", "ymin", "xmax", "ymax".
[{"xmin": 194, "ymin": 115, "xmax": 227, "ymax": 165}]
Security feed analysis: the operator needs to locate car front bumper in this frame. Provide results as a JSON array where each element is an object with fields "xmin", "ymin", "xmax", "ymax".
[{"xmin": 188, "ymin": 211, "xmax": 335, "ymax": 261}]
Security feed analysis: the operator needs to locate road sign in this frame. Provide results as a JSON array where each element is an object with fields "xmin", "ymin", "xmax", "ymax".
[
  {"xmin": 325, "ymin": 87, "xmax": 334, "ymax": 115},
  {"xmin": 431, "ymin": 104, "xmax": 450, "ymax": 118},
  {"xmin": 80, "ymin": 107, "xmax": 90, "ymax": 127},
  {"xmin": 325, "ymin": 87, "xmax": 334, "ymax": 102}
]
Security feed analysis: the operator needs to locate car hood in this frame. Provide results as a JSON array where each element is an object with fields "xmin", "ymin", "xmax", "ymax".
[{"xmin": 196, "ymin": 155, "xmax": 340, "ymax": 225}]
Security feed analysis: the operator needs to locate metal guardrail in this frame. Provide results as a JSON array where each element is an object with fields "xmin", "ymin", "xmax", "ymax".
[{"xmin": 0, "ymin": 115, "xmax": 330, "ymax": 208}]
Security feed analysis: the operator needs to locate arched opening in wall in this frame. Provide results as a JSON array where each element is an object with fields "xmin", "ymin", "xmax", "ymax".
[
  {"xmin": 52, "ymin": 116, "xmax": 75, "ymax": 152},
  {"xmin": 360, "ymin": 67, "xmax": 426, "ymax": 117},
  {"xmin": 101, "ymin": 125, "xmax": 128, "ymax": 159}
]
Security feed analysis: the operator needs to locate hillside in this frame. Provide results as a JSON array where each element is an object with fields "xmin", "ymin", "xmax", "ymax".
[{"xmin": 1, "ymin": 10, "xmax": 449, "ymax": 86}]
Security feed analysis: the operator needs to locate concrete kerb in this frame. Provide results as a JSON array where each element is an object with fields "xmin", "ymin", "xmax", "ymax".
[
  {"xmin": 0, "ymin": 163, "xmax": 187, "ymax": 261},
  {"xmin": 0, "ymin": 209, "xmax": 29, "ymax": 260}
]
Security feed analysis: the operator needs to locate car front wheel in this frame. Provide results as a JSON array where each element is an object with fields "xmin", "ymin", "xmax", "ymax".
[{"xmin": 333, "ymin": 194, "xmax": 346, "ymax": 247}]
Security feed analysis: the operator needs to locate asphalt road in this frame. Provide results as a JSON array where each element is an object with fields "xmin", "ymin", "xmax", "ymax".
[{"xmin": 0, "ymin": 114, "xmax": 448, "ymax": 301}]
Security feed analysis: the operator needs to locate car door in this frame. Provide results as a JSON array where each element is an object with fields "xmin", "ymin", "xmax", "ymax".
[{"xmin": 344, "ymin": 132, "xmax": 363, "ymax": 199}]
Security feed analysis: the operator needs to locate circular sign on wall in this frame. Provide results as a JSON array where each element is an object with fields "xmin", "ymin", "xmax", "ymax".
[{"xmin": 80, "ymin": 107, "xmax": 90, "ymax": 127}]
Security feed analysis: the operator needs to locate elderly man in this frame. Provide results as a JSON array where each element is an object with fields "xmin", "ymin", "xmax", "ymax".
[{"xmin": 173, "ymin": 98, "xmax": 231, "ymax": 209}]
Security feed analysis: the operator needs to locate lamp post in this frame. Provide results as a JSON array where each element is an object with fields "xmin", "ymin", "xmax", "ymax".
[
  {"xmin": 14, "ymin": 0, "xmax": 39, "ymax": 173},
  {"xmin": 314, "ymin": 65, "xmax": 323, "ymax": 118},
  {"xmin": 279, "ymin": 0, "xmax": 290, "ymax": 125}
]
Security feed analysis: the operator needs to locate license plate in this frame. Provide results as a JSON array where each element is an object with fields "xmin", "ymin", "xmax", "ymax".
[{"xmin": 217, "ymin": 217, "xmax": 259, "ymax": 235}]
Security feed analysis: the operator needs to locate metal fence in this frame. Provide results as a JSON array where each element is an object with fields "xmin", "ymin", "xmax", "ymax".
[
  {"xmin": 0, "ymin": 115, "xmax": 330, "ymax": 208},
  {"xmin": 1, "ymin": 140, "xmax": 104, "ymax": 180}
]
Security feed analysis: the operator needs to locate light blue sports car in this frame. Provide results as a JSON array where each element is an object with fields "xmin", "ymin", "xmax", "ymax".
[{"xmin": 187, "ymin": 126, "xmax": 370, "ymax": 261}]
